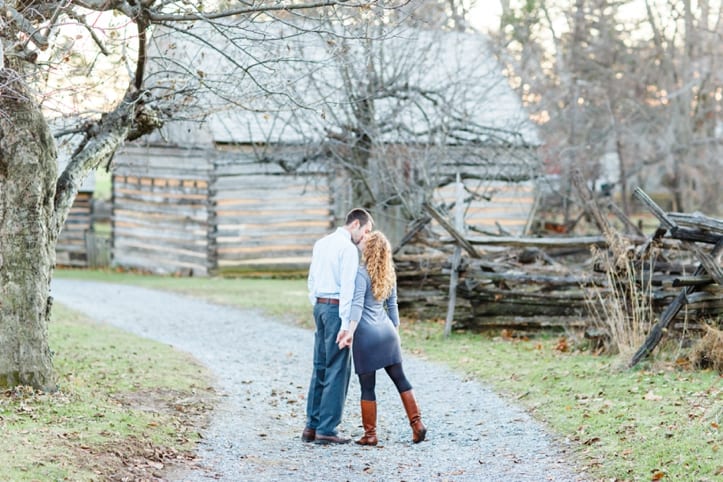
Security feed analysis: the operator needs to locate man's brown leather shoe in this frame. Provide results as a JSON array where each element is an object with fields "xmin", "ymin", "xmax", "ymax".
[
  {"xmin": 313, "ymin": 434, "xmax": 351, "ymax": 445},
  {"xmin": 301, "ymin": 427, "xmax": 316, "ymax": 443}
]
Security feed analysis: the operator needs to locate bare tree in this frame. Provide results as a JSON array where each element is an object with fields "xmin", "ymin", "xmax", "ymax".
[
  {"xmin": 0, "ymin": 0, "xmax": 400, "ymax": 390},
  {"xmin": 490, "ymin": 0, "xmax": 721, "ymax": 225},
  {"xmin": 203, "ymin": 15, "xmax": 542, "ymax": 241}
]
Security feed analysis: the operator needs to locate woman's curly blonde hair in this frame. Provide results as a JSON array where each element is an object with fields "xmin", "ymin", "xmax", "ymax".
[{"xmin": 362, "ymin": 231, "xmax": 396, "ymax": 301}]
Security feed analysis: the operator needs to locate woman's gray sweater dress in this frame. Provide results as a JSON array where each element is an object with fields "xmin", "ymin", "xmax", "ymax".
[{"xmin": 349, "ymin": 266, "xmax": 403, "ymax": 374}]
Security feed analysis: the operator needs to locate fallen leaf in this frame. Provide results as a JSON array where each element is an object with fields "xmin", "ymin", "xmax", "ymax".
[
  {"xmin": 554, "ymin": 337, "xmax": 569, "ymax": 352},
  {"xmin": 644, "ymin": 390, "xmax": 663, "ymax": 401},
  {"xmin": 651, "ymin": 469, "xmax": 665, "ymax": 480}
]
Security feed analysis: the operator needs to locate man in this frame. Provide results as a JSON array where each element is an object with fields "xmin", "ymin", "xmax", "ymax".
[{"xmin": 302, "ymin": 208, "xmax": 374, "ymax": 444}]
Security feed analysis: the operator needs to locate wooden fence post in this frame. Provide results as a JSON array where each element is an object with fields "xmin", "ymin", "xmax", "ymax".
[{"xmin": 444, "ymin": 174, "xmax": 464, "ymax": 337}]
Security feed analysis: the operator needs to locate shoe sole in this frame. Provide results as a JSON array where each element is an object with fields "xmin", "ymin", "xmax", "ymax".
[{"xmin": 314, "ymin": 438, "xmax": 350, "ymax": 445}]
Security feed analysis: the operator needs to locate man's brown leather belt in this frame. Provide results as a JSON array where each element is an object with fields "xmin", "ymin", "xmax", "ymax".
[{"xmin": 316, "ymin": 297, "xmax": 340, "ymax": 305}]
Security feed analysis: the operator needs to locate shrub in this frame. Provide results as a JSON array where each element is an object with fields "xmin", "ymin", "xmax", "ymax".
[
  {"xmin": 689, "ymin": 324, "xmax": 723, "ymax": 372},
  {"xmin": 585, "ymin": 232, "xmax": 657, "ymax": 357}
]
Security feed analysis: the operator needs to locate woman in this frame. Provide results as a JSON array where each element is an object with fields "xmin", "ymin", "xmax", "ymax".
[{"xmin": 337, "ymin": 231, "xmax": 426, "ymax": 445}]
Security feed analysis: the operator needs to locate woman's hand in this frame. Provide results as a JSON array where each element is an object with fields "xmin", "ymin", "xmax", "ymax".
[{"xmin": 337, "ymin": 330, "xmax": 353, "ymax": 349}]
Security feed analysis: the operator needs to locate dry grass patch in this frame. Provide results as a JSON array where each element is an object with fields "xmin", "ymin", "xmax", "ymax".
[{"xmin": 690, "ymin": 325, "xmax": 723, "ymax": 373}]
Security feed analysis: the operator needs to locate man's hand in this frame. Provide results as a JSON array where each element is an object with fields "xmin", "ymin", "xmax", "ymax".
[{"xmin": 336, "ymin": 330, "xmax": 353, "ymax": 349}]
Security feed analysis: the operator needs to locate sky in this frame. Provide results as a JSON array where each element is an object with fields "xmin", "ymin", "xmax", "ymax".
[
  {"xmin": 468, "ymin": 2, "xmax": 502, "ymax": 32},
  {"xmin": 468, "ymin": 0, "xmax": 723, "ymax": 35}
]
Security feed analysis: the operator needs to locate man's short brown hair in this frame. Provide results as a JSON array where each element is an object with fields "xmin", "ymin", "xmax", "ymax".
[{"xmin": 345, "ymin": 208, "xmax": 374, "ymax": 229}]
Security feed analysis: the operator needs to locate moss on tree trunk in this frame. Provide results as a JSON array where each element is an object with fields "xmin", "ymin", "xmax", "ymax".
[{"xmin": 0, "ymin": 70, "xmax": 58, "ymax": 391}]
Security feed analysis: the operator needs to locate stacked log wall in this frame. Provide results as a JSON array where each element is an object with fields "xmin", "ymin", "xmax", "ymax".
[
  {"xmin": 433, "ymin": 180, "xmax": 536, "ymax": 236},
  {"xmin": 211, "ymin": 156, "xmax": 332, "ymax": 273},
  {"xmin": 56, "ymin": 192, "xmax": 93, "ymax": 268},
  {"xmin": 395, "ymin": 214, "xmax": 721, "ymax": 334},
  {"xmin": 112, "ymin": 146, "xmax": 212, "ymax": 275}
]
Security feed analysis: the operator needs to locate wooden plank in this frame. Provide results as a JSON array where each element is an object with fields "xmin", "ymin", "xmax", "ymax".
[
  {"xmin": 480, "ymin": 271, "xmax": 605, "ymax": 286},
  {"xmin": 462, "ymin": 235, "xmax": 612, "ymax": 248},
  {"xmin": 114, "ymin": 149, "xmax": 211, "ymax": 170},
  {"xmin": 113, "ymin": 202, "xmax": 207, "ymax": 215},
  {"xmin": 672, "ymin": 275, "xmax": 715, "ymax": 287},
  {"xmin": 114, "ymin": 240, "xmax": 207, "ymax": 260},
  {"xmin": 215, "ymin": 208, "xmax": 330, "ymax": 218},
  {"xmin": 214, "ymin": 231, "xmax": 320, "ymax": 242},
  {"xmin": 57, "ymin": 194, "xmax": 92, "ymax": 268},
  {"xmin": 217, "ymin": 256, "xmax": 311, "ymax": 268},
  {"xmin": 465, "ymin": 218, "xmax": 528, "ymax": 229},
  {"xmin": 113, "ymin": 252, "xmax": 208, "ymax": 275},
  {"xmin": 685, "ymin": 239, "xmax": 723, "ymax": 286},
  {"xmin": 113, "ymin": 164, "xmax": 210, "ymax": 179},
  {"xmin": 55, "ymin": 243, "xmax": 87, "ymax": 253},
  {"xmin": 215, "ymin": 220, "xmax": 329, "ymax": 230},
  {"xmin": 114, "ymin": 220, "xmax": 206, "ymax": 236},
  {"xmin": 212, "ymin": 175, "xmax": 318, "ymax": 190},
  {"xmin": 669, "ymin": 227, "xmax": 721, "ymax": 244},
  {"xmin": 632, "ymin": 187, "xmax": 677, "ymax": 230},
  {"xmin": 445, "ymin": 177, "xmax": 464, "ymax": 338},
  {"xmin": 114, "ymin": 231, "xmax": 208, "ymax": 246},
  {"xmin": 115, "ymin": 188, "xmax": 208, "ymax": 201},
  {"xmin": 114, "ymin": 181, "xmax": 209, "ymax": 195},
  {"xmin": 213, "ymin": 194, "xmax": 329, "ymax": 206},
  {"xmin": 217, "ymin": 244, "xmax": 312, "ymax": 255},
  {"xmin": 213, "ymin": 162, "xmax": 289, "ymax": 176},
  {"xmin": 114, "ymin": 208, "xmax": 207, "ymax": 223},
  {"xmin": 423, "ymin": 201, "xmax": 480, "ymax": 258},
  {"xmin": 668, "ymin": 212, "xmax": 723, "ymax": 234}
]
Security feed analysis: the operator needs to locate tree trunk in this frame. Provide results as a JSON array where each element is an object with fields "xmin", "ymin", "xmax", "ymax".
[{"xmin": 0, "ymin": 70, "xmax": 58, "ymax": 391}]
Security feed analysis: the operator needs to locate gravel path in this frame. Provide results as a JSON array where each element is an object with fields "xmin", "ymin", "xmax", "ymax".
[{"xmin": 52, "ymin": 279, "xmax": 581, "ymax": 481}]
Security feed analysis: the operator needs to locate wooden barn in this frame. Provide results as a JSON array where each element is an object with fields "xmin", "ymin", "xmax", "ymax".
[
  {"xmin": 55, "ymin": 134, "xmax": 99, "ymax": 268},
  {"xmin": 112, "ymin": 147, "xmax": 337, "ymax": 275},
  {"xmin": 110, "ymin": 23, "xmax": 542, "ymax": 275}
]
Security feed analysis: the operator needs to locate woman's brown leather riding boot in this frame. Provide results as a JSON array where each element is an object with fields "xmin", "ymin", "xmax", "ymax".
[
  {"xmin": 356, "ymin": 400, "xmax": 378, "ymax": 446},
  {"xmin": 400, "ymin": 389, "xmax": 426, "ymax": 443}
]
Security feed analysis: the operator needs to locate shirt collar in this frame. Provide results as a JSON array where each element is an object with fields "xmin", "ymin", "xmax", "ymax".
[{"xmin": 336, "ymin": 227, "xmax": 351, "ymax": 240}]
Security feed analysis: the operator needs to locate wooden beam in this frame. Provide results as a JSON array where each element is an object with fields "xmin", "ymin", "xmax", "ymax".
[
  {"xmin": 445, "ymin": 178, "xmax": 464, "ymax": 337},
  {"xmin": 632, "ymin": 187, "xmax": 677, "ymax": 230},
  {"xmin": 463, "ymin": 235, "xmax": 613, "ymax": 248},
  {"xmin": 668, "ymin": 212, "xmax": 723, "ymax": 235},
  {"xmin": 423, "ymin": 201, "xmax": 480, "ymax": 258},
  {"xmin": 685, "ymin": 239, "xmax": 723, "ymax": 286},
  {"xmin": 393, "ymin": 215, "xmax": 432, "ymax": 255}
]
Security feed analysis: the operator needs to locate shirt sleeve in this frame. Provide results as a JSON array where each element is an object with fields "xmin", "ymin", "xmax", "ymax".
[
  {"xmin": 338, "ymin": 244, "xmax": 360, "ymax": 330},
  {"xmin": 386, "ymin": 284, "xmax": 400, "ymax": 327},
  {"xmin": 349, "ymin": 269, "xmax": 366, "ymax": 327},
  {"xmin": 307, "ymin": 245, "xmax": 317, "ymax": 306}
]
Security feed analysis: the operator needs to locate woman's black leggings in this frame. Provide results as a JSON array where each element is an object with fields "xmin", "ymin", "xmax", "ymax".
[{"xmin": 358, "ymin": 363, "xmax": 412, "ymax": 401}]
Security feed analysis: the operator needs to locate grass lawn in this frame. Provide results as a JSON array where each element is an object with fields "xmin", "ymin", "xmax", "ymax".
[
  {"xmin": 39, "ymin": 269, "xmax": 723, "ymax": 480},
  {"xmin": 0, "ymin": 301, "xmax": 215, "ymax": 480},
  {"xmin": 401, "ymin": 321, "xmax": 721, "ymax": 481}
]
